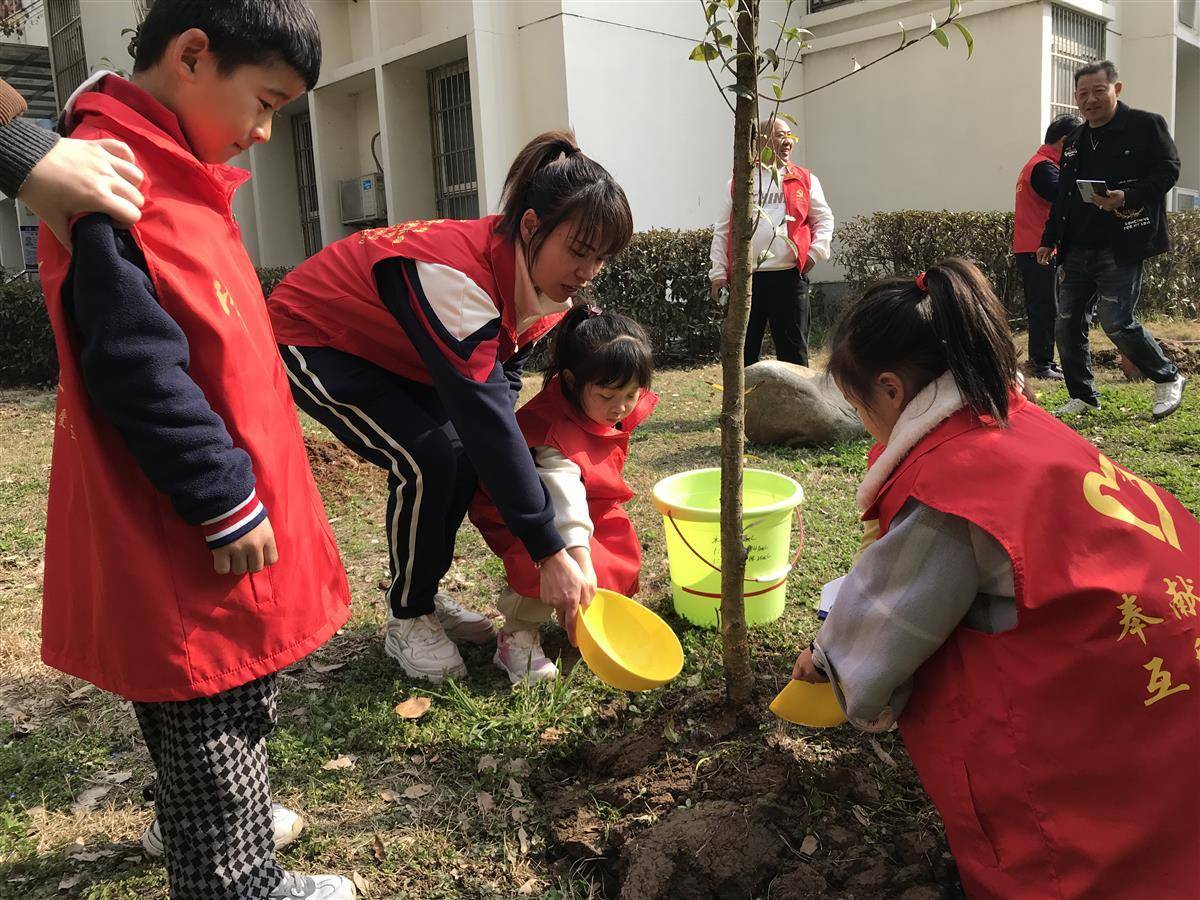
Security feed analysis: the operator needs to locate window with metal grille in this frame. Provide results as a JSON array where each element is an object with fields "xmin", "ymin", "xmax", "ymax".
[
  {"xmin": 1050, "ymin": 5, "xmax": 1106, "ymax": 121},
  {"xmin": 428, "ymin": 60, "xmax": 479, "ymax": 220},
  {"xmin": 809, "ymin": 0, "xmax": 855, "ymax": 11},
  {"xmin": 292, "ymin": 113, "xmax": 322, "ymax": 258},
  {"xmin": 46, "ymin": 0, "xmax": 86, "ymax": 105},
  {"xmin": 133, "ymin": 0, "xmax": 152, "ymax": 23}
]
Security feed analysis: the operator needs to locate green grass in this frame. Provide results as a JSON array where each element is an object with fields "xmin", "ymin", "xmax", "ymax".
[{"xmin": 1, "ymin": 326, "xmax": 1197, "ymax": 898}]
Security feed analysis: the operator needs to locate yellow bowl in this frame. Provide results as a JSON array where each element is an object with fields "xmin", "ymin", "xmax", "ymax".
[
  {"xmin": 577, "ymin": 589, "xmax": 684, "ymax": 692},
  {"xmin": 769, "ymin": 679, "xmax": 847, "ymax": 728}
]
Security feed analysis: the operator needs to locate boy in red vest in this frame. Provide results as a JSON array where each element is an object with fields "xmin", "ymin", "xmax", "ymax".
[
  {"xmin": 37, "ymin": 2, "xmax": 353, "ymax": 897},
  {"xmin": 1012, "ymin": 113, "xmax": 1080, "ymax": 380}
]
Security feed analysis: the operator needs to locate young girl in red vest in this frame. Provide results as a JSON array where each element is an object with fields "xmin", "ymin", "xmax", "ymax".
[
  {"xmin": 270, "ymin": 131, "xmax": 633, "ymax": 684},
  {"xmin": 470, "ymin": 304, "xmax": 657, "ymax": 682},
  {"xmin": 789, "ymin": 258, "xmax": 1198, "ymax": 899}
]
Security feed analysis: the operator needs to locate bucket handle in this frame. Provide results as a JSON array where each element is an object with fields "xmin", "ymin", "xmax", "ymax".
[{"xmin": 664, "ymin": 507, "xmax": 805, "ymax": 599}]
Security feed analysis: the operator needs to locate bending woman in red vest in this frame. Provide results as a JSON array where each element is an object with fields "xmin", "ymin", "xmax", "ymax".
[
  {"xmin": 789, "ymin": 258, "xmax": 1199, "ymax": 898},
  {"xmin": 269, "ymin": 131, "xmax": 633, "ymax": 684},
  {"xmin": 471, "ymin": 304, "xmax": 657, "ymax": 683}
]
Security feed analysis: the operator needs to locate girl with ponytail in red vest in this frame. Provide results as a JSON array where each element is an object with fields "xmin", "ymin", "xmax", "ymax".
[
  {"xmin": 789, "ymin": 258, "xmax": 1198, "ymax": 898},
  {"xmin": 470, "ymin": 304, "xmax": 657, "ymax": 683},
  {"xmin": 270, "ymin": 131, "xmax": 633, "ymax": 684}
]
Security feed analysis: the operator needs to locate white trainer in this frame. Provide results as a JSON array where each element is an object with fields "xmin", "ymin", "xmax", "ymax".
[
  {"xmin": 142, "ymin": 802, "xmax": 304, "ymax": 857},
  {"xmin": 1151, "ymin": 375, "xmax": 1186, "ymax": 420},
  {"xmin": 268, "ymin": 872, "xmax": 356, "ymax": 899},
  {"xmin": 434, "ymin": 592, "xmax": 496, "ymax": 645},
  {"xmin": 384, "ymin": 613, "xmax": 467, "ymax": 682},
  {"xmin": 1055, "ymin": 397, "xmax": 1100, "ymax": 416},
  {"xmin": 494, "ymin": 630, "xmax": 558, "ymax": 685}
]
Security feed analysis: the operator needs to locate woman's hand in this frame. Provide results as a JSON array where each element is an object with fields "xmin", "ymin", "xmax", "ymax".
[
  {"xmin": 791, "ymin": 647, "xmax": 828, "ymax": 683},
  {"xmin": 19, "ymin": 138, "xmax": 144, "ymax": 249},
  {"xmin": 538, "ymin": 549, "xmax": 587, "ymax": 645}
]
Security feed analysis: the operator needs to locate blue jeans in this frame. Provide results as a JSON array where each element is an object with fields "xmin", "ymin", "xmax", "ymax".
[{"xmin": 1055, "ymin": 248, "xmax": 1178, "ymax": 403}]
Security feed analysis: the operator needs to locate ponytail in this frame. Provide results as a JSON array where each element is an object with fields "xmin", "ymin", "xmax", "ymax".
[
  {"xmin": 499, "ymin": 129, "xmax": 633, "ymax": 263},
  {"xmin": 545, "ymin": 303, "xmax": 653, "ymax": 408},
  {"xmin": 828, "ymin": 257, "xmax": 1018, "ymax": 423}
]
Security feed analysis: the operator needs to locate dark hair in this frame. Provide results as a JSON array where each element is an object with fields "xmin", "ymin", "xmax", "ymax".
[
  {"xmin": 1074, "ymin": 60, "xmax": 1118, "ymax": 87},
  {"xmin": 1045, "ymin": 113, "xmax": 1082, "ymax": 144},
  {"xmin": 545, "ymin": 303, "xmax": 653, "ymax": 408},
  {"xmin": 827, "ymin": 258, "xmax": 1018, "ymax": 424},
  {"xmin": 499, "ymin": 130, "xmax": 634, "ymax": 263},
  {"xmin": 133, "ymin": 0, "xmax": 322, "ymax": 90}
]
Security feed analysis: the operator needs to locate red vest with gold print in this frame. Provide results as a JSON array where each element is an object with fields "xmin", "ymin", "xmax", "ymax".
[
  {"xmin": 864, "ymin": 394, "xmax": 1199, "ymax": 899},
  {"xmin": 268, "ymin": 216, "xmax": 564, "ymax": 383},
  {"xmin": 1012, "ymin": 144, "xmax": 1060, "ymax": 253},
  {"xmin": 470, "ymin": 378, "xmax": 658, "ymax": 598},
  {"xmin": 726, "ymin": 162, "xmax": 813, "ymax": 270},
  {"xmin": 38, "ymin": 78, "xmax": 351, "ymax": 702}
]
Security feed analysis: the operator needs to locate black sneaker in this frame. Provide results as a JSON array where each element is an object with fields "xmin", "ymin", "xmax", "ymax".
[{"xmin": 1030, "ymin": 365, "xmax": 1065, "ymax": 381}]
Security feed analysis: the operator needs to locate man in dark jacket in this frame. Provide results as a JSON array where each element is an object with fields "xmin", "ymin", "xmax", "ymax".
[{"xmin": 1038, "ymin": 60, "xmax": 1185, "ymax": 420}]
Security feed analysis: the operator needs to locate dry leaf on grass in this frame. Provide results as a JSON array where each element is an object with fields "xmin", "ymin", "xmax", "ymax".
[
  {"xmin": 321, "ymin": 754, "xmax": 357, "ymax": 771},
  {"xmin": 66, "ymin": 684, "xmax": 96, "ymax": 701},
  {"xmin": 352, "ymin": 871, "xmax": 369, "ymax": 893},
  {"xmin": 106, "ymin": 771, "xmax": 133, "ymax": 785},
  {"xmin": 517, "ymin": 826, "xmax": 529, "ymax": 855},
  {"xmin": 852, "ymin": 804, "xmax": 871, "ymax": 826},
  {"xmin": 511, "ymin": 807, "xmax": 528, "ymax": 824},
  {"xmin": 870, "ymin": 736, "xmax": 898, "ymax": 769},
  {"xmin": 518, "ymin": 878, "xmax": 541, "ymax": 895},
  {"xmin": 71, "ymin": 785, "xmax": 111, "ymax": 815},
  {"xmin": 402, "ymin": 783, "xmax": 434, "ymax": 799},
  {"xmin": 507, "ymin": 778, "xmax": 524, "ymax": 800},
  {"xmin": 372, "ymin": 833, "xmax": 385, "ymax": 863},
  {"xmin": 505, "ymin": 758, "xmax": 529, "ymax": 776},
  {"xmin": 394, "ymin": 697, "xmax": 431, "ymax": 719},
  {"xmin": 476, "ymin": 791, "xmax": 494, "ymax": 814},
  {"xmin": 477, "ymin": 754, "xmax": 499, "ymax": 773},
  {"xmin": 58, "ymin": 875, "xmax": 83, "ymax": 891},
  {"xmin": 539, "ymin": 726, "xmax": 564, "ymax": 744},
  {"xmin": 310, "ymin": 661, "xmax": 346, "ymax": 675},
  {"xmin": 379, "ymin": 789, "xmax": 400, "ymax": 803},
  {"xmin": 799, "ymin": 834, "xmax": 819, "ymax": 856}
]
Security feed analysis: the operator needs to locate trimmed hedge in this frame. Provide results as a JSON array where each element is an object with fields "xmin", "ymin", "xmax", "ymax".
[
  {"xmin": 834, "ymin": 209, "xmax": 1200, "ymax": 321},
  {"xmin": 2, "ymin": 211, "xmax": 1196, "ymax": 386}
]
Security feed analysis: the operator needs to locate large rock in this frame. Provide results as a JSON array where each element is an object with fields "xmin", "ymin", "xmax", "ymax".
[{"xmin": 744, "ymin": 360, "xmax": 865, "ymax": 447}]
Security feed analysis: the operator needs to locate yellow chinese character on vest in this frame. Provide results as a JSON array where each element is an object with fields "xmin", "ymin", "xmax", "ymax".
[
  {"xmin": 1163, "ymin": 576, "xmax": 1198, "ymax": 620},
  {"xmin": 1143, "ymin": 657, "xmax": 1190, "ymax": 707},
  {"xmin": 1117, "ymin": 594, "xmax": 1163, "ymax": 645}
]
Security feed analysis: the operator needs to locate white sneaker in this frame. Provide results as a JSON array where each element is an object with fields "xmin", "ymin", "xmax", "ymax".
[
  {"xmin": 1055, "ymin": 397, "xmax": 1100, "ymax": 416},
  {"xmin": 142, "ymin": 802, "xmax": 304, "ymax": 857},
  {"xmin": 1152, "ymin": 375, "xmax": 1186, "ymax": 420},
  {"xmin": 434, "ymin": 592, "xmax": 496, "ymax": 645},
  {"xmin": 494, "ymin": 630, "xmax": 558, "ymax": 685},
  {"xmin": 268, "ymin": 871, "xmax": 356, "ymax": 899},
  {"xmin": 384, "ymin": 613, "xmax": 467, "ymax": 683}
]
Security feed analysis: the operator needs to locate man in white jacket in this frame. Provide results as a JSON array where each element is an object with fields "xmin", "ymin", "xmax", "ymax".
[{"xmin": 709, "ymin": 115, "xmax": 835, "ymax": 366}]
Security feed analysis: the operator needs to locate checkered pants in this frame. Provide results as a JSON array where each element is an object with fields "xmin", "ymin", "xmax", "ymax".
[{"xmin": 133, "ymin": 674, "xmax": 285, "ymax": 899}]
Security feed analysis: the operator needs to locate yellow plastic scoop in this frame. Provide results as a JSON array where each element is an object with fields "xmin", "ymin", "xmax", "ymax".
[
  {"xmin": 770, "ymin": 679, "xmax": 847, "ymax": 728},
  {"xmin": 577, "ymin": 589, "xmax": 684, "ymax": 692}
]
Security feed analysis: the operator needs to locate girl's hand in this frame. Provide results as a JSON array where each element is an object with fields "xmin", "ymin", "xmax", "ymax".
[
  {"xmin": 538, "ymin": 549, "xmax": 586, "ymax": 645},
  {"xmin": 20, "ymin": 138, "xmax": 145, "ymax": 249},
  {"xmin": 211, "ymin": 517, "xmax": 278, "ymax": 575},
  {"xmin": 791, "ymin": 647, "xmax": 828, "ymax": 683},
  {"xmin": 567, "ymin": 546, "xmax": 598, "ymax": 606}
]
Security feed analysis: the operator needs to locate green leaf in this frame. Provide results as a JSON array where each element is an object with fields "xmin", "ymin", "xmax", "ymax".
[
  {"xmin": 929, "ymin": 13, "xmax": 937, "ymax": 33},
  {"xmin": 718, "ymin": 32, "xmax": 734, "ymax": 47},
  {"xmin": 950, "ymin": 0, "xmax": 962, "ymax": 17},
  {"xmin": 705, "ymin": 0, "xmax": 720, "ymax": 19},
  {"xmin": 897, "ymin": 20, "xmax": 907, "ymax": 48},
  {"xmin": 760, "ymin": 146, "xmax": 774, "ymax": 164},
  {"xmin": 723, "ymin": 0, "xmax": 735, "ymax": 8},
  {"xmin": 689, "ymin": 41, "xmax": 720, "ymax": 62},
  {"xmin": 933, "ymin": 27, "xmax": 949, "ymax": 48},
  {"xmin": 724, "ymin": 83, "xmax": 755, "ymax": 101},
  {"xmin": 762, "ymin": 48, "xmax": 780, "ymax": 70},
  {"xmin": 777, "ymin": 111, "xmax": 798, "ymax": 126},
  {"xmin": 772, "ymin": 82, "xmax": 782, "ymax": 99},
  {"xmin": 952, "ymin": 21, "xmax": 974, "ymax": 58}
]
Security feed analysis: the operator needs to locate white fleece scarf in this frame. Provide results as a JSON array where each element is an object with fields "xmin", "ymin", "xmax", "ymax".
[{"xmin": 855, "ymin": 371, "xmax": 966, "ymax": 514}]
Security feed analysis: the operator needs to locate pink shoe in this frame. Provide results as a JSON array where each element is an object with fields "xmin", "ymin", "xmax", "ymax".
[{"xmin": 494, "ymin": 630, "xmax": 558, "ymax": 684}]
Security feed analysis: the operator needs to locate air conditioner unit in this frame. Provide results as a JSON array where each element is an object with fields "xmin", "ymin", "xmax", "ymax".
[
  {"xmin": 1172, "ymin": 187, "xmax": 1200, "ymax": 211},
  {"xmin": 339, "ymin": 172, "xmax": 386, "ymax": 225}
]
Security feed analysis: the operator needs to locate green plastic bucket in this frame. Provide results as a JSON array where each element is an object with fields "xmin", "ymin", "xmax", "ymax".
[{"xmin": 652, "ymin": 468, "xmax": 804, "ymax": 628}]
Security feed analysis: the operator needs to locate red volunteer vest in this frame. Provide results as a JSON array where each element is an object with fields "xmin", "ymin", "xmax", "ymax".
[
  {"xmin": 470, "ymin": 378, "xmax": 658, "ymax": 598},
  {"xmin": 1012, "ymin": 144, "xmax": 1060, "ymax": 253},
  {"xmin": 268, "ymin": 217, "xmax": 565, "ymax": 384},
  {"xmin": 864, "ymin": 394, "xmax": 1199, "ymax": 899},
  {"xmin": 39, "ymin": 78, "xmax": 351, "ymax": 702},
  {"xmin": 726, "ymin": 162, "xmax": 813, "ymax": 271}
]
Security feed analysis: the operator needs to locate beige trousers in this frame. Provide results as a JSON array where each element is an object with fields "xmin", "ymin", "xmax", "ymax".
[{"xmin": 497, "ymin": 587, "xmax": 555, "ymax": 634}]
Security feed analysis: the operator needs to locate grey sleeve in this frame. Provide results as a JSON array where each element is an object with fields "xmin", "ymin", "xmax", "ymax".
[{"xmin": 812, "ymin": 500, "xmax": 983, "ymax": 731}]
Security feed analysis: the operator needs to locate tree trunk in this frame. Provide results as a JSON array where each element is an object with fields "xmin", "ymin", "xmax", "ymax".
[{"xmin": 719, "ymin": 0, "xmax": 759, "ymax": 708}]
